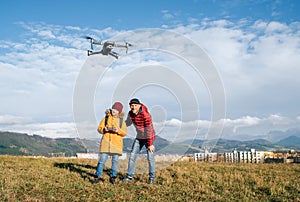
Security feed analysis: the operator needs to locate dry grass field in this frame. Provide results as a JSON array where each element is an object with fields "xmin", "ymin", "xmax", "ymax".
[{"xmin": 0, "ymin": 155, "xmax": 299, "ymax": 201}]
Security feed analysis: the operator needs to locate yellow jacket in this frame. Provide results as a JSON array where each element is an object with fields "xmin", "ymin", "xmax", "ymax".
[{"xmin": 97, "ymin": 109, "xmax": 127, "ymax": 155}]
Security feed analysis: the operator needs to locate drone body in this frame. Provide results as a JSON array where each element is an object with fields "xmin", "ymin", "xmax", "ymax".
[{"xmin": 84, "ymin": 37, "xmax": 132, "ymax": 59}]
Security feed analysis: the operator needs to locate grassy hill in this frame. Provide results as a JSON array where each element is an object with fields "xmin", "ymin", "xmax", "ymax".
[{"xmin": 1, "ymin": 155, "xmax": 299, "ymax": 201}]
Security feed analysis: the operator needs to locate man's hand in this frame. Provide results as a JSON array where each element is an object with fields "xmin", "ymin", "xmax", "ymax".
[{"xmin": 148, "ymin": 145, "xmax": 155, "ymax": 153}]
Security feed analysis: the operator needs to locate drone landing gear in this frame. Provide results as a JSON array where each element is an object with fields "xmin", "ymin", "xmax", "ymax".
[
  {"xmin": 87, "ymin": 50, "xmax": 119, "ymax": 59},
  {"xmin": 87, "ymin": 50, "xmax": 92, "ymax": 56},
  {"xmin": 87, "ymin": 50, "xmax": 102, "ymax": 56},
  {"xmin": 109, "ymin": 52, "xmax": 119, "ymax": 59}
]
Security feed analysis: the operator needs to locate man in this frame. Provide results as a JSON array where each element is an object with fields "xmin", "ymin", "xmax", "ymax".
[{"xmin": 122, "ymin": 98, "xmax": 156, "ymax": 184}]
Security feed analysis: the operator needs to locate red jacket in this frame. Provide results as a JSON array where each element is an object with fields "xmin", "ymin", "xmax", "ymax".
[{"xmin": 126, "ymin": 104, "xmax": 156, "ymax": 146}]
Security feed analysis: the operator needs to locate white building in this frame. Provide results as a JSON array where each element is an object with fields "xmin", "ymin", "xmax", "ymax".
[
  {"xmin": 194, "ymin": 151, "xmax": 218, "ymax": 162},
  {"xmin": 224, "ymin": 149, "xmax": 265, "ymax": 163},
  {"xmin": 76, "ymin": 153, "xmax": 127, "ymax": 160},
  {"xmin": 224, "ymin": 150, "xmax": 239, "ymax": 163},
  {"xmin": 76, "ymin": 153, "xmax": 99, "ymax": 159}
]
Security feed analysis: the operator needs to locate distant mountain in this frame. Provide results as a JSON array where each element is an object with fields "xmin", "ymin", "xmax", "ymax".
[
  {"xmin": 123, "ymin": 135, "xmax": 171, "ymax": 154},
  {"xmin": 267, "ymin": 128, "xmax": 300, "ymax": 142},
  {"xmin": 185, "ymin": 137, "xmax": 299, "ymax": 152},
  {"xmin": 0, "ymin": 131, "xmax": 88, "ymax": 156},
  {"xmin": 0, "ymin": 131, "xmax": 172, "ymax": 156},
  {"xmin": 209, "ymin": 138, "xmax": 276, "ymax": 152},
  {"xmin": 1, "ymin": 131, "xmax": 299, "ymax": 157},
  {"xmin": 276, "ymin": 135, "xmax": 300, "ymax": 148}
]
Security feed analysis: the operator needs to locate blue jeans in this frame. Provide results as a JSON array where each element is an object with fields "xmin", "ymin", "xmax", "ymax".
[
  {"xmin": 127, "ymin": 138, "xmax": 156, "ymax": 179},
  {"xmin": 95, "ymin": 153, "xmax": 119, "ymax": 178}
]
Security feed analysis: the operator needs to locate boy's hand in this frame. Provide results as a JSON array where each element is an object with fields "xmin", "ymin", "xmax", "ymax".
[
  {"xmin": 104, "ymin": 127, "xmax": 118, "ymax": 134},
  {"xmin": 103, "ymin": 127, "xmax": 109, "ymax": 133}
]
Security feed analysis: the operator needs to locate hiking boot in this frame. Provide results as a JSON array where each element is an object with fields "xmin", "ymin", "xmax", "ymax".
[
  {"xmin": 122, "ymin": 177, "xmax": 132, "ymax": 182},
  {"xmin": 147, "ymin": 178, "xmax": 154, "ymax": 184},
  {"xmin": 92, "ymin": 177, "xmax": 104, "ymax": 184},
  {"xmin": 110, "ymin": 177, "xmax": 117, "ymax": 184}
]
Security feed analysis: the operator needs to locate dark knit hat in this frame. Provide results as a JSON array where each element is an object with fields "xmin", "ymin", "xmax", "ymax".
[
  {"xmin": 112, "ymin": 102, "xmax": 123, "ymax": 113},
  {"xmin": 129, "ymin": 98, "xmax": 141, "ymax": 105}
]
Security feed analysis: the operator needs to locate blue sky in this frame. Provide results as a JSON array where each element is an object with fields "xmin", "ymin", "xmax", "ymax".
[
  {"xmin": 1, "ymin": 0, "xmax": 300, "ymax": 143},
  {"xmin": 1, "ymin": 0, "xmax": 299, "ymax": 35}
]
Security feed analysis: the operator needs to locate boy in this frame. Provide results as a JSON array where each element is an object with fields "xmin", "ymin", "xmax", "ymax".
[{"xmin": 94, "ymin": 102, "xmax": 127, "ymax": 184}]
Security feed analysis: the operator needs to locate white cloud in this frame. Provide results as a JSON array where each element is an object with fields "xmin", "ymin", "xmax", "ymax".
[
  {"xmin": 37, "ymin": 30, "xmax": 56, "ymax": 39},
  {"xmin": 159, "ymin": 114, "xmax": 300, "ymax": 142},
  {"xmin": 2, "ymin": 121, "xmax": 78, "ymax": 139},
  {"xmin": 65, "ymin": 26, "xmax": 82, "ymax": 31},
  {"xmin": 165, "ymin": 118, "xmax": 182, "ymax": 126},
  {"xmin": 223, "ymin": 116, "xmax": 260, "ymax": 133},
  {"xmin": 0, "ymin": 115, "xmax": 32, "ymax": 125},
  {"xmin": 1, "ymin": 113, "xmax": 299, "ymax": 142},
  {"xmin": 173, "ymin": 20, "xmax": 300, "ymax": 119},
  {"xmin": 161, "ymin": 10, "xmax": 174, "ymax": 19},
  {"xmin": 265, "ymin": 21, "xmax": 289, "ymax": 33},
  {"xmin": 1, "ymin": 19, "xmax": 300, "ymax": 141}
]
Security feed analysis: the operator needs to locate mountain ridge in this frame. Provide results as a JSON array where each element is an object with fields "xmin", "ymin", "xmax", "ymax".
[{"xmin": 0, "ymin": 131, "xmax": 299, "ymax": 157}]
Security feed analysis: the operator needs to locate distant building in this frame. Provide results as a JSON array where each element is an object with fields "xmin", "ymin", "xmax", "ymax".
[
  {"xmin": 223, "ymin": 149, "xmax": 265, "ymax": 163},
  {"xmin": 48, "ymin": 152, "xmax": 65, "ymax": 157},
  {"xmin": 194, "ymin": 150, "xmax": 218, "ymax": 162},
  {"xmin": 224, "ymin": 149, "xmax": 239, "ymax": 163},
  {"xmin": 76, "ymin": 152, "xmax": 127, "ymax": 160},
  {"xmin": 251, "ymin": 149, "xmax": 265, "ymax": 163},
  {"xmin": 195, "ymin": 149, "xmax": 300, "ymax": 164},
  {"xmin": 76, "ymin": 153, "xmax": 99, "ymax": 159},
  {"xmin": 155, "ymin": 154, "xmax": 182, "ymax": 162}
]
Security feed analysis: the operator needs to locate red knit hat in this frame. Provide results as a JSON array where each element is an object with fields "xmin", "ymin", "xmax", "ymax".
[{"xmin": 112, "ymin": 102, "xmax": 123, "ymax": 113}]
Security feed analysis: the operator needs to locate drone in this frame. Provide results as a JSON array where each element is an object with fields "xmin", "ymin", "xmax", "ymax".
[{"xmin": 83, "ymin": 36, "xmax": 132, "ymax": 59}]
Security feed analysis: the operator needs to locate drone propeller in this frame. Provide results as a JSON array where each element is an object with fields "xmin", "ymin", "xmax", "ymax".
[
  {"xmin": 82, "ymin": 36, "xmax": 93, "ymax": 40},
  {"xmin": 125, "ymin": 42, "xmax": 133, "ymax": 47},
  {"xmin": 82, "ymin": 36, "xmax": 95, "ymax": 50},
  {"xmin": 125, "ymin": 42, "xmax": 132, "ymax": 54}
]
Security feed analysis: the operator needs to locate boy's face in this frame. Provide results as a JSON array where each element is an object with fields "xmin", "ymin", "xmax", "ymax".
[
  {"xmin": 111, "ymin": 109, "xmax": 119, "ymax": 117},
  {"xmin": 130, "ymin": 103, "xmax": 141, "ymax": 114}
]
